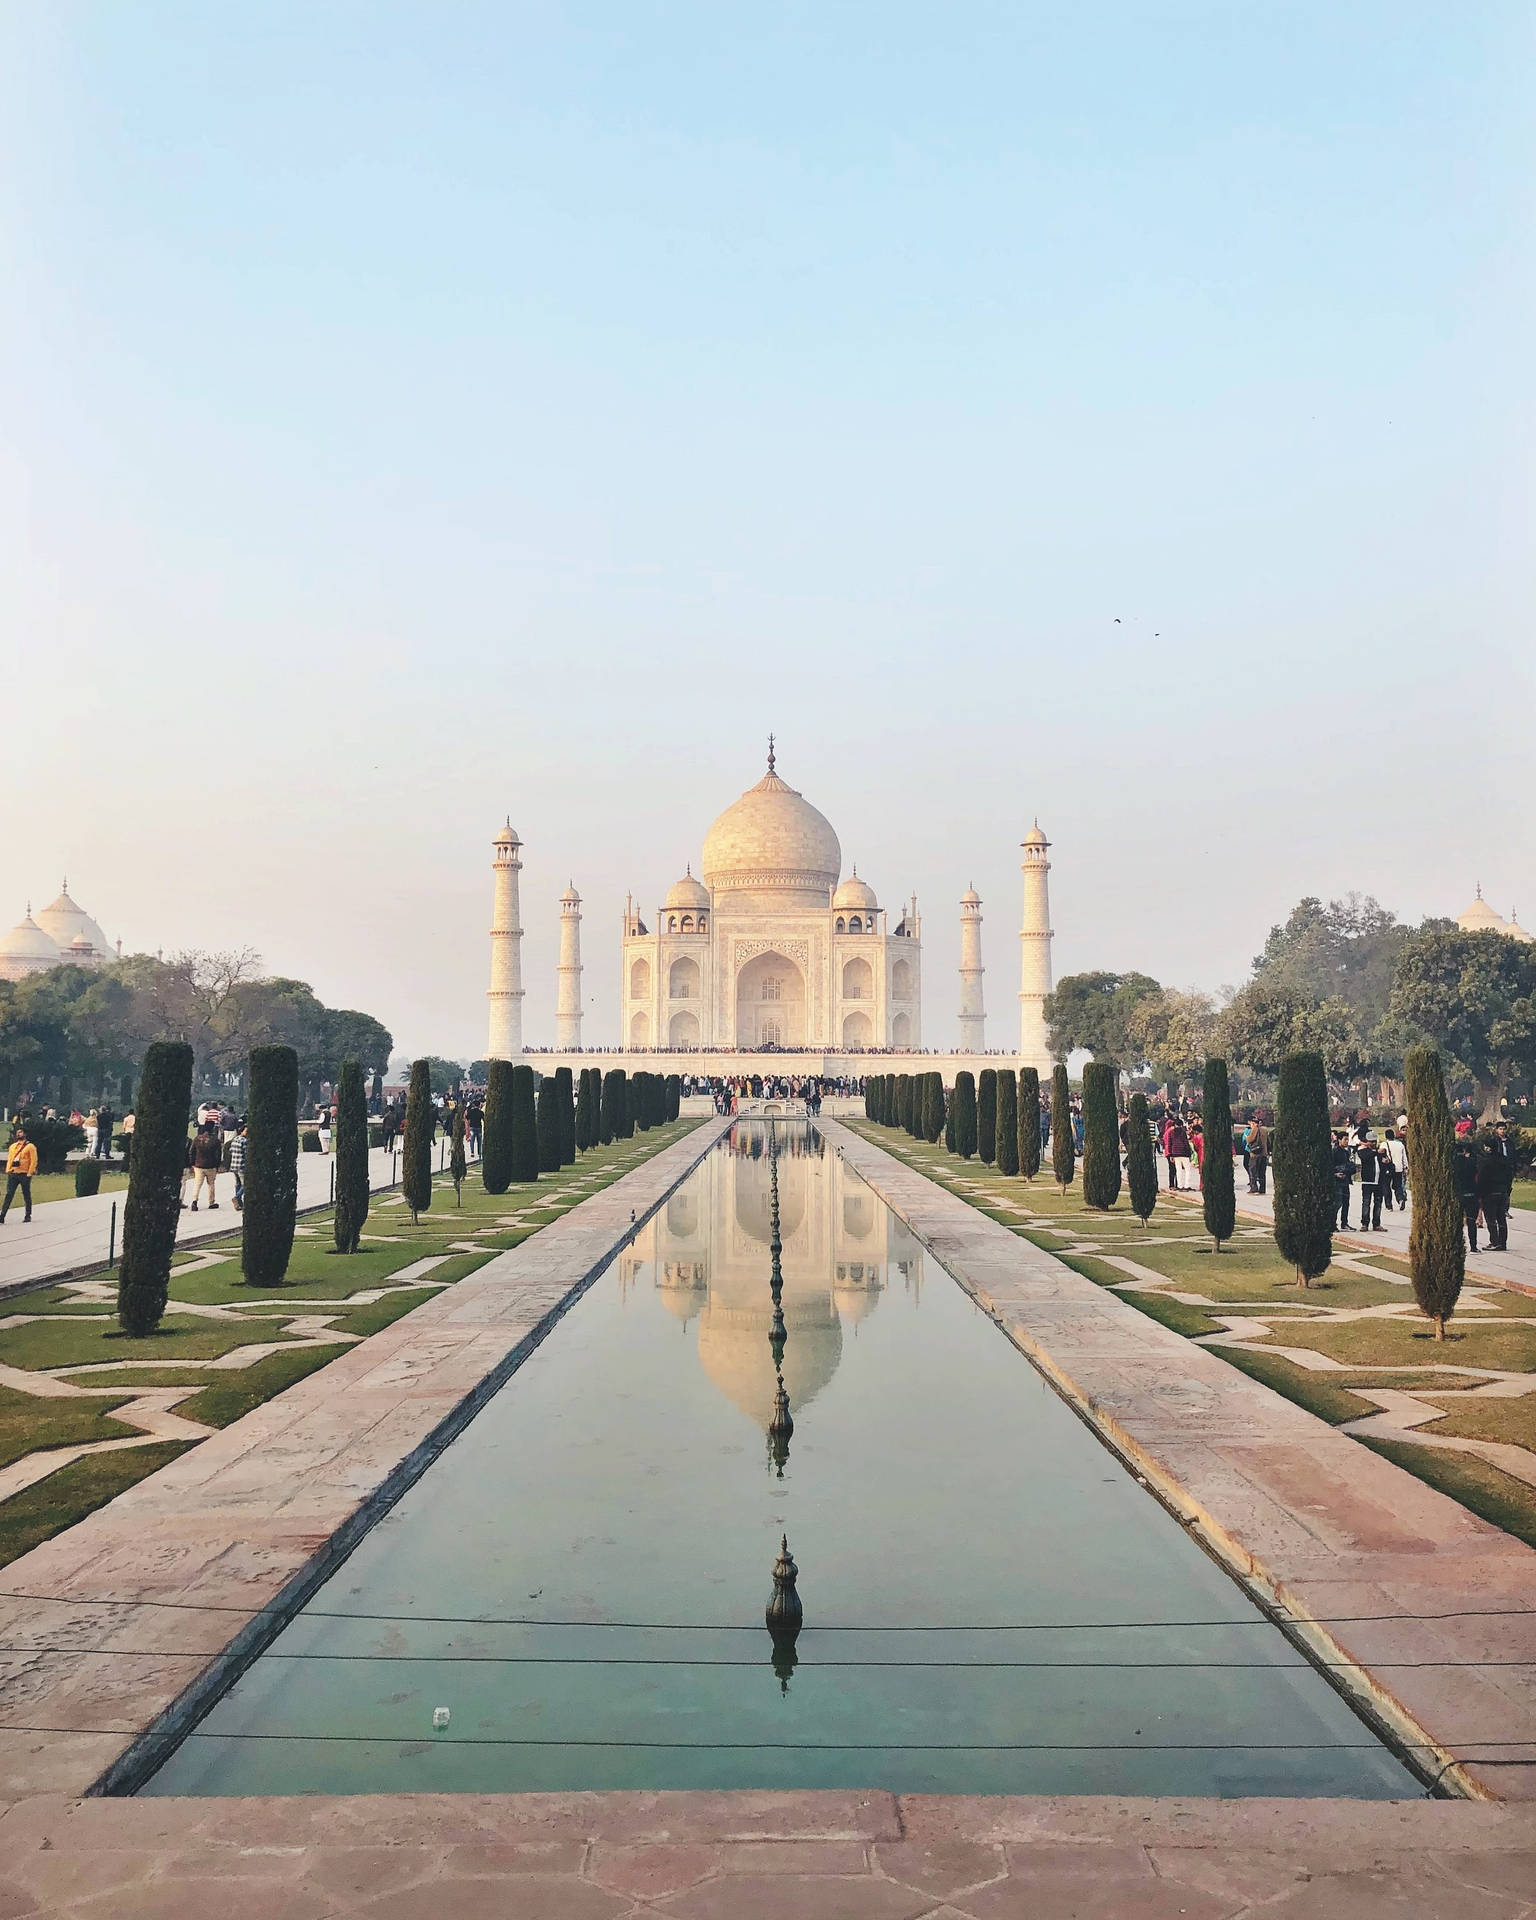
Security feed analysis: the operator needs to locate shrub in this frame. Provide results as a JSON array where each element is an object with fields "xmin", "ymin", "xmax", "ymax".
[
  {"xmin": 1406, "ymin": 1046, "xmax": 1464, "ymax": 1339},
  {"xmin": 74, "ymin": 1157, "xmax": 103, "ymax": 1197},
  {"xmin": 482, "ymin": 1059, "xmax": 516, "ymax": 1193},
  {"xmin": 1019, "ymin": 1068, "xmax": 1041, "ymax": 1181},
  {"xmin": 400, "ymin": 1058, "xmax": 434, "ymax": 1223},
  {"xmin": 244, "ymin": 1045, "xmax": 300, "ymax": 1285},
  {"xmin": 511, "ymin": 1064, "xmax": 540, "ymax": 1181},
  {"xmin": 300, "ymin": 1129, "xmax": 322, "ymax": 1153},
  {"xmin": 1126, "ymin": 1092, "xmax": 1158, "ymax": 1225},
  {"xmin": 977, "ymin": 1070, "xmax": 998, "ymax": 1165},
  {"xmin": 1051, "ymin": 1064, "xmax": 1075, "ymax": 1193},
  {"xmin": 952, "ymin": 1072, "xmax": 977, "ymax": 1159},
  {"xmin": 996, "ymin": 1070, "xmax": 1019, "ymax": 1176},
  {"xmin": 117, "ymin": 1040, "xmax": 193, "ymax": 1335},
  {"xmin": 333, "ymin": 1058, "xmax": 369, "ymax": 1253},
  {"xmin": 1081, "ymin": 1061, "xmax": 1121, "ymax": 1209},
  {"xmin": 1273, "ymin": 1052, "xmax": 1334, "ymax": 1288},
  {"xmin": 11, "ymin": 1116, "xmax": 85, "ymax": 1176},
  {"xmin": 1202, "ymin": 1057, "xmax": 1236, "ymax": 1252}
]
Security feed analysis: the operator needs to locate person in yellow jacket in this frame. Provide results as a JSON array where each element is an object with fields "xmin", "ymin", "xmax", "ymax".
[{"xmin": 1, "ymin": 1127, "xmax": 38, "ymax": 1223}]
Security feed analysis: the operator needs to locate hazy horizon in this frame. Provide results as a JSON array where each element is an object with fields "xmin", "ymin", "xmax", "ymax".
[{"xmin": 5, "ymin": 5, "xmax": 1530, "ymax": 1059}]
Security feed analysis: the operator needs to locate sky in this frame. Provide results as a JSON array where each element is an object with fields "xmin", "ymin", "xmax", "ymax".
[{"xmin": 2, "ymin": 3, "xmax": 1531, "ymax": 1061}]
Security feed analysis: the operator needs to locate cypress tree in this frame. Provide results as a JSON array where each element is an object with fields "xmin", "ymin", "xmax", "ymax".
[
  {"xmin": 606, "ymin": 1068, "xmax": 632, "ymax": 1140},
  {"xmin": 536, "ymin": 1075, "xmax": 562, "ymax": 1171},
  {"xmin": 944, "ymin": 1084, "xmax": 957, "ymax": 1152},
  {"xmin": 117, "ymin": 1039, "xmax": 193, "ymax": 1335},
  {"xmin": 653, "ymin": 1073, "xmax": 669, "ymax": 1126},
  {"xmin": 923, "ymin": 1072, "xmax": 946, "ymax": 1144},
  {"xmin": 895, "ymin": 1074, "xmax": 910, "ymax": 1134},
  {"xmin": 877, "ymin": 1075, "xmax": 890, "ymax": 1125},
  {"xmin": 332, "ymin": 1057, "xmax": 369, "ymax": 1252},
  {"xmin": 575, "ymin": 1068, "xmax": 598, "ymax": 1152},
  {"xmin": 599, "ymin": 1069, "xmax": 620, "ymax": 1145},
  {"xmin": 1081, "ymin": 1060, "xmax": 1121, "ymax": 1209},
  {"xmin": 978, "ymin": 1070, "xmax": 998, "ymax": 1165},
  {"xmin": 449, "ymin": 1104, "xmax": 467, "ymax": 1203},
  {"xmin": 666, "ymin": 1074, "xmax": 681, "ymax": 1122},
  {"xmin": 1406, "ymin": 1046, "xmax": 1464, "ymax": 1339},
  {"xmin": 1050, "ymin": 1063, "xmax": 1075, "ymax": 1194},
  {"xmin": 1202, "ymin": 1057, "xmax": 1237, "ymax": 1252},
  {"xmin": 1273, "ymin": 1052, "xmax": 1334, "ymax": 1288},
  {"xmin": 996, "ymin": 1070, "xmax": 1020, "ymax": 1177},
  {"xmin": 631, "ymin": 1071, "xmax": 650, "ymax": 1133},
  {"xmin": 1126, "ymin": 1091, "xmax": 1158, "ymax": 1225},
  {"xmin": 554, "ymin": 1066, "xmax": 576, "ymax": 1164},
  {"xmin": 244, "ymin": 1044, "xmax": 301, "ymax": 1282},
  {"xmin": 510, "ymin": 1064, "xmax": 540, "ymax": 1182},
  {"xmin": 399, "ymin": 1057, "xmax": 433, "ymax": 1225},
  {"xmin": 482, "ymin": 1060, "xmax": 516, "ymax": 1192},
  {"xmin": 864, "ymin": 1078, "xmax": 877, "ymax": 1121},
  {"xmin": 952, "ymin": 1071, "xmax": 978, "ymax": 1158},
  {"xmin": 1019, "ymin": 1068, "xmax": 1041, "ymax": 1181}
]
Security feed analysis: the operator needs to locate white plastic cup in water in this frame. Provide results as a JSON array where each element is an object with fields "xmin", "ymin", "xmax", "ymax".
[{"xmin": 432, "ymin": 1707, "xmax": 450, "ymax": 1729}]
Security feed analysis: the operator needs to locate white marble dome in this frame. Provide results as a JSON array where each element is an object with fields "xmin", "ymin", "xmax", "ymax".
[
  {"xmin": 1457, "ymin": 889, "xmax": 1507, "ymax": 934},
  {"xmin": 833, "ymin": 870, "xmax": 878, "ymax": 912},
  {"xmin": 702, "ymin": 766, "xmax": 840, "ymax": 900},
  {"xmin": 0, "ymin": 910, "xmax": 62, "ymax": 980},
  {"xmin": 665, "ymin": 868, "xmax": 710, "ymax": 911},
  {"xmin": 35, "ymin": 886, "xmax": 110, "ymax": 957}
]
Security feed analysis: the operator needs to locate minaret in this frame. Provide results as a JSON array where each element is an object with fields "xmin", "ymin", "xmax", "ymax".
[
  {"xmin": 1018, "ymin": 823, "xmax": 1053, "ymax": 1071},
  {"xmin": 958, "ymin": 887, "xmax": 985, "ymax": 1053},
  {"xmin": 555, "ymin": 883, "xmax": 583, "ymax": 1050},
  {"xmin": 487, "ymin": 821, "xmax": 524, "ymax": 1060}
]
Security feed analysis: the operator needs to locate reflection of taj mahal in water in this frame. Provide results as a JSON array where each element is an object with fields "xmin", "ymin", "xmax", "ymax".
[{"xmin": 617, "ymin": 1127, "xmax": 925, "ymax": 1433}]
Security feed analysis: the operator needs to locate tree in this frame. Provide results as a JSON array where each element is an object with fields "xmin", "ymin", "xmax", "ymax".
[
  {"xmin": 977, "ymin": 1070, "xmax": 997, "ymax": 1165},
  {"xmin": 449, "ymin": 1105, "xmax": 467, "ymax": 1204},
  {"xmin": 116, "ymin": 1040, "xmax": 192, "ymax": 1335},
  {"xmin": 893, "ymin": 1074, "xmax": 909, "ymax": 1134},
  {"xmin": 1272, "ymin": 1052, "xmax": 1333, "ymax": 1288},
  {"xmin": 865, "ymin": 1077, "xmax": 878, "ymax": 1121},
  {"xmin": 536, "ymin": 1075, "xmax": 562, "ymax": 1171},
  {"xmin": 1252, "ymin": 893, "xmax": 1409, "ymax": 1032},
  {"xmin": 332, "ymin": 1058, "xmax": 369, "ymax": 1252},
  {"xmin": 419, "ymin": 1056, "xmax": 466, "ymax": 1098},
  {"xmin": 665, "ymin": 1074, "xmax": 681, "ymax": 1121},
  {"xmin": 1220, "ymin": 979, "xmax": 1363, "ymax": 1083},
  {"xmin": 1019, "ymin": 1068, "xmax": 1041, "ymax": 1180},
  {"xmin": 1129, "ymin": 988, "xmax": 1221, "ymax": 1087},
  {"xmin": 1405, "ymin": 1047, "xmax": 1464, "ymax": 1338},
  {"xmin": 601, "ymin": 1069, "xmax": 627, "ymax": 1145},
  {"xmin": 482, "ymin": 1060, "xmax": 516, "ymax": 1192},
  {"xmin": 630, "ymin": 1071, "xmax": 649, "ymax": 1133},
  {"xmin": 321, "ymin": 1010, "xmax": 394, "ymax": 1082},
  {"xmin": 1202, "ymin": 1056, "xmax": 1236, "ymax": 1251},
  {"xmin": 400, "ymin": 1058, "xmax": 434, "ymax": 1224},
  {"xmin": 952, "ymin": 1072, "xmax": 977, "ymax": 1159},
  {"xmin": 1081, "ymin": 1061, "xmax": 1121, "ymax": 1209},
  {"xmin": 576, "ymin": 1068, "xmax": 599, "ymax": 1152},
  {"xmin": 944, "ymin": 1084, "xmax": 956, "ymax": 1152},
  {"xmin": 1050, "ymin": 1064, "xmax": 1075, "ymax": 1193},
  {"xmin": 1045, "ymin": 971, "xmax": 1162, "ymax": 1061},
  {"xmin": 1125, "ymin": 1091, "xmax": 1157, "ymax": 1225},
  {"xmin": 996, "ymin": 1070, "xmax": 1019, "ymax": 1176},
  {"xmin": 510, "ymin": 1065, "xmax": 540, "ymax": 1181},
  {"xmin": 554, "ymin": 1067, "xmax": 576, "ymax": 1164},
  {"xmin": 923, "ymin": 1072, "xmax": 946, "ymax": 1145},
  {"xmin": 1386, "ymin": 927, "xmax": 1536, "ymax": 1120},
  {"xmin": 244, "ymin": 1044, "xmax": 300, "ymax": 1283}
]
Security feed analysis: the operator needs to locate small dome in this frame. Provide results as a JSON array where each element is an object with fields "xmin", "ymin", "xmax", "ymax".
[
  {"xmin": 960, "ymin": 885, "xmax": 981, "ymax": 906},
  {"xmin": 560, "ymin": 882, "xmax": 581, "ymax": 905},
  {"xmin": 1022, "ymin": 822, "xmax": 1049, "ymax": 848},
  {"xmin": 1507, "ymin": 912, "xmax": 1535, "ymax": 944},
  {"xmin": 493, "ymin": 821, "xmax": 521, "ymax": 847},
  {"xmin": 833, "ymin": 870, "xmax": 877, "ymax": 912},
  {"xmin": 665, "ymin": 867, "xmax": 710, "ymax": 911},
  {"xmin": 35, "ymin": 886, "xmax": 109, "ymax": 958},
  {"xmin": 1457, "ymin": 888, "xmax": 1507, "ymax": 933},
  {"xmin": 0, "ymin": 910, "xmax": 62, "ymax": 975}
]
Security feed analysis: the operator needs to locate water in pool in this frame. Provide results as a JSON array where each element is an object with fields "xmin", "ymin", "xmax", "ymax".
[{"xmin": 145, "ymin": 1122, "xmax": 1415, "ymax": 1796}]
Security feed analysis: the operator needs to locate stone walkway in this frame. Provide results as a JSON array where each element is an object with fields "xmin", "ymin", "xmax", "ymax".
[
  {"xmin": 0, "ymin": 1789, "xmax": 1533, "ymax": 1917},
  {"xmin": 823, "ymin": 1123, "xmax": 1536, "ymax": 1802}
]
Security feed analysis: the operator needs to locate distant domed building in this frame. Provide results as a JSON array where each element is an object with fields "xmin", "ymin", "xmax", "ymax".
[
  {"xmin": 621, "ymin": 744, "xmax": 922, "ymax": 1051},
  {"xmin": 1456, "ymin": 888, "xmax": 1535, "ymax": 944},
  {"xmin": 0, "ymin": 884, "xmax": 117, "ymax": 983}
]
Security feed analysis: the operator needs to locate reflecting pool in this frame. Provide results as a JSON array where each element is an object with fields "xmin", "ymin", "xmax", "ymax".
[{"xmin": 145, "ymin": 1123, "xmax": 1414, "ymax": 1797}]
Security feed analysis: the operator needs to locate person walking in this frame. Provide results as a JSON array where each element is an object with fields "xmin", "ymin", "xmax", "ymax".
[
  {"xmin": 96, "ymin": 1106, "xmax": 114, "ymax": 1160},
  {"xmin": 1453, "ymin": 1138, "xmax": 1482, "ymax": 1251},
  {"xmin": 1245, "ymin": 1118, "xmax": 1270, "ymax": 1194},
  {"xmin": 1332, "ymin": 1131, "xmax": 1355, "ymax": 1230},
  {"xmin": 1382, "ymin": 1127, "xmax": 1408, "ymax": 1211},
  {"xmin": 1477, "ymin": 1134, "xmax": 1513, "ymax": 1253},
  {"xmin": 184, "ymin": 1121, "xmax": 222, "ymax": 1211},
  {"xmin": 227, "ymin": 1122, "xmax": 247, "ymax": 1211},
  {"xmin": 0, "ymin": 1126, "xmax": 38, "ymax": 1224},
  {"xmin": 1356, "ymin": 1133, "xmax": 1386, "ymax": 1231},
  {"xmin": 1163, "ymin": 1116, "xmax": 1190, "ymax": 1190}
]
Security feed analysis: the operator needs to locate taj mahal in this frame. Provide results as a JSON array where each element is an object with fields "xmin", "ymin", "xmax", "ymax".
[{"xmin": 486, "ymin": 741, "xmax": 1057, "ymax": 1075}]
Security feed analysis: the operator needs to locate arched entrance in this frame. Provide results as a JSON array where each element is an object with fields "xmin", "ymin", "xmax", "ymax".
[
  {"xmin": 630, "ymin": 1010, "xmax": 650, "ymax": 1047},
  {"xmin": 734, "ymin": 950, "xmax": 806, "ymax": 1047},
  {"xmin": 669, "ymin": 1008, "xmax": 700, "ymax": 1048},
  {"xmin": 842, "ymin": 1009, "xmax": 873, "ymax": 1049},
  {"xmin": 891, "ymin": 1010, "xmax": 912, "ymax": 1047}
]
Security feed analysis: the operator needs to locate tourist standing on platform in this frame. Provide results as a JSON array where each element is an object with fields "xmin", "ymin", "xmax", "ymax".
[
  {"xmin": 1245, "ymin": 1118, "xmax": 1270, "ymax": 1193},
  {"xmin": 1356, "ymin": 1134, "xmax": 1385, "ymax": 1231},
  {"xmin": 0, "ymin": 1126, "xmax": 37, "ymax": 1224},
  {"xmin": 1332, "ymin": 1131, "xmax": 1355, "ymax": 1229},
  {"xmin": 184, "ymin": 1121, "xmax": 222, "ymax": 1211},
  {"xmin": 1477, "ymin": 1134, "xmax": 1513, "ymax": 1253},
  {"xmin": 96, "ymin": 1105, "xmax": 114, "ymax": 1159},
  {"xmin": 1382, "ymin": 1128, "xmax": 1407, "ymax": 1210},
  {"xmin": 1453, "ymin": 1137, "xmax": 1482, "ymax": 1250}
]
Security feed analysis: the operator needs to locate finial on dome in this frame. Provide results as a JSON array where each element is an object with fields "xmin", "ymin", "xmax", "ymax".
[
  {"xmin": 767, "ymin": 732, "xmax": 776, "ymax": 774},
  {"xmin": 1476, "ymin": 882, "xmax": 1483, "ymax": 899}
]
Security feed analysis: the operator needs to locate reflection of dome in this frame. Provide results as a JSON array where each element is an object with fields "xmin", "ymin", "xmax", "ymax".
[
  {"xmin": 734, "ymin": 1172, "xmax": 805, "ymax": 1246},
  {"xmin": 833, "ymin": 869, "xmax": 878, "ymax": 912},
  {"xmin": 0, "ymin": 909, "xmax": 62, "ymax": 979},
  {"xmin": 35, "ymin": 886, "xmax": 109, "ymax": 959},
  {"xmin": 1457, "ymin": 888, "xmax": 1507, "ymax": 933},
  {"xmin": 702, "ymin": 764, "xmax": 840, "ymax": 899},
  {"xmin": 834, "ymin": 1274, "xmax": 883, "ymax": 1326},
  {"xmin": 696, "ymin": 1299, "xmax": 842, "ymax": 1427},
  {"xmin": 665, "ymin": 867, "xmax": 710, "ymax": 911},
  {"xmin": 656, "ymin": 1270, "xmax": 709, "ymax": 1324}
]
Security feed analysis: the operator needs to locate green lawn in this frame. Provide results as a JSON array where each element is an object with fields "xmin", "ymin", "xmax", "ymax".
[
  {"xmin": 20, "ymin": 1168, "xmax": 131, "ymax": 1207},
  {"xmin": 0, "ymin": 1440, "xmax": 194, "ymax": 1566},
  {"xmin": 0, "ymin": 1383, "xmax": 138, "ymax": 1469}
]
